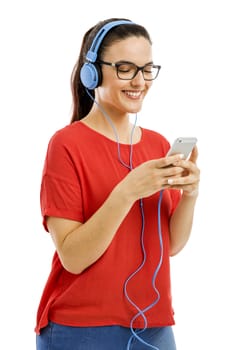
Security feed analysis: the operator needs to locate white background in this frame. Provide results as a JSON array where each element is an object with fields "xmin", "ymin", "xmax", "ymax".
[{"xmin": 0, "ymin": 1, "xmax": 238, "ymax": 349}]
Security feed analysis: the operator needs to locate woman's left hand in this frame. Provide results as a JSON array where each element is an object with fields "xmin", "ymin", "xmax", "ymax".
[{"xmin": 167, "ymin": 146, "xmax": 200, "ymax": 197}]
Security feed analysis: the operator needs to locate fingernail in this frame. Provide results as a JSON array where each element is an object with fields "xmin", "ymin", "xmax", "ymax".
[{"xmin": 167, "ymin": 178, "xmax": 174, "ymax": 185}]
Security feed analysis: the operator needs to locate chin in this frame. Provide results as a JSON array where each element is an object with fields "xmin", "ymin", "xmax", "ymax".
[
  {"xmin": 127, "ymin": 102, "xmax": 143, "ymax": 114},
  {"xmin": 130, "ymin": 106, "xmax": 142, "ymax": 114}
]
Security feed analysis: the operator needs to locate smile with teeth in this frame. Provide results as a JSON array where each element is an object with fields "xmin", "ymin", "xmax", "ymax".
[{"xmin": 124, "ymin": 90, "xmax": 142, "ymax": 99}]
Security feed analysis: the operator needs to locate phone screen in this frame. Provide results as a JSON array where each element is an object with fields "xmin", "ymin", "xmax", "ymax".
[{"xmin": 166, "ymin": 137, "xmax": 197, "ymax": 159}]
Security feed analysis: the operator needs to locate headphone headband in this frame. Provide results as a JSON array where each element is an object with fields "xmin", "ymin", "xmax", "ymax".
[{"xmin": 86, "ymin": 20, "xmax": 134, "ymax": 63}]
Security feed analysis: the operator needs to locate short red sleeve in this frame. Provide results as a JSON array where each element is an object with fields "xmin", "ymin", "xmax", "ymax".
[{"xmin": 40, "ymin": 130, "xmax": 84, "ymax": 231}]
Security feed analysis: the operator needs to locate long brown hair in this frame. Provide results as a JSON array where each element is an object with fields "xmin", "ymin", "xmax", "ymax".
[{"xmin": 70, "ymin": 18, "xmax": 152, "ymax": 123}]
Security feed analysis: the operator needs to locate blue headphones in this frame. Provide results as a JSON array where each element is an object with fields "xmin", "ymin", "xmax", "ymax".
[{"xmin": 80, "ymin": 20, "xmax": 134, "ymax": 90}]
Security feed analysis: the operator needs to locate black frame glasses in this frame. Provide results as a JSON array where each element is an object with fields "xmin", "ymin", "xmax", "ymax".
[{"xmin": 97, "ymin": 60, "xmax": 161, "ymax": 81}]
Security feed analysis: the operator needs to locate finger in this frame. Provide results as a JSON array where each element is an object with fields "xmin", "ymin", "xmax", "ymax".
[
  {"xmin": 167, "ymin": 173, "xmax": 196, "ymax": 186},
  {"xmin": 155, "ymin": 154, "xmax": 184, "ymax": 169},
  {"xmin": 173, "ymin": 157, "xmax": 199, "ymax": 174},
  {"xmin": 189, "ymin": 146, "xmax": 198, "ymax": 163}
]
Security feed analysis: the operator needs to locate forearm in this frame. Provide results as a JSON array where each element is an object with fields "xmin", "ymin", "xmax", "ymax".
[
  {"xmin": 55, "ymin": 183, "xmax": 134, "ymax": 274},
  {"xmin": 169, "ymin": 191, "xmax": 198, "ymax": 256}
]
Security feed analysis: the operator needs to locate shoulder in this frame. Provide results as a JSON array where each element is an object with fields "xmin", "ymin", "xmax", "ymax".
[
  {"xmin": 142, "ymin": 127, "xmax": 169, "ymax": 143},
  {"xmin": 49, "ymin": 121, "xmax": 83, "ymax": 143},
  {"xmin": 141, "ymin": 127, "xmax": 170, "ymax": 153},
  {"xmin": 44, "ymin": 122, "xmax": 91, "ymax": 164},
  {"xmin": 47, "ymin": 122, "xmax": 92, "ymax": 150}
]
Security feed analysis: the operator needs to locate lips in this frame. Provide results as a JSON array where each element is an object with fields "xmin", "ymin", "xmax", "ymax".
[{"xmin": 123, "ymin": 90, "xmax": 142, "ymax": 99}]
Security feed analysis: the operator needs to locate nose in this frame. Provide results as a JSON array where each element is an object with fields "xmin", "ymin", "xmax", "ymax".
[{"xmin": 131, "ymin": 69, "xmax": 145, "ymax": 84}]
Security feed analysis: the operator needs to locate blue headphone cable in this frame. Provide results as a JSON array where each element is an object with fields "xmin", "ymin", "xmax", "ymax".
[
  {"xmin": 124, "ymin": 191, "xmax": 164, "ymax": 350},
  {"xmin": 86, "ymin": 88, "xmax": 164, "ymax": 349}
]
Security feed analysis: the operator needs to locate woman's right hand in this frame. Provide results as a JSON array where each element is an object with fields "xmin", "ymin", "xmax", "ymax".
[{"xmin": 119, "ymin": 153, "xmax": 184, "ymax": 201}]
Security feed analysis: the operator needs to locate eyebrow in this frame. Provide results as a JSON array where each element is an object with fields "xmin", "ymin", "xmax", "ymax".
[{"xmin": 114, "ymin": 60, "xmax": 154, "ymax": 65}]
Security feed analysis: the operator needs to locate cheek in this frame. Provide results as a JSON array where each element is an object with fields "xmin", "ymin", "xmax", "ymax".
[
  {"xmin": 99, "ymin": 76, "xmax": 124, "ymax": 98},
  {"xmin": 96, "ymin": 85, "xmax": 120, "ymax": 105},
  {"xmin": 146, "ymin": 81, "xmax": 153, "ymax": 89},
  {"xmin": 100, "ymin": 67, "xmax": 118, "ymax": 86}
]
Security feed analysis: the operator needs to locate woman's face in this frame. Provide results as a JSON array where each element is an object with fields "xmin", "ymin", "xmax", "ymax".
[{"xmin": 96, "ymin": 36, "xmax": 155, "ymax": 116}]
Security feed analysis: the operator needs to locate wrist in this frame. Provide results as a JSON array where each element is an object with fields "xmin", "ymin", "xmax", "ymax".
[
  {"xmin": 112, "ymin": 182, "xmax": 135, "ymax": 207},
  {"xmin": 182, "ymin": 189, "xmax": 199, "ymax": 198}
]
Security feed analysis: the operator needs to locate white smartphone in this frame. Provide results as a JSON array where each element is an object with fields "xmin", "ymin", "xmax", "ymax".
[{"xmin": 166, "ymin": 137, "xmax": 197, "ymax": 160}]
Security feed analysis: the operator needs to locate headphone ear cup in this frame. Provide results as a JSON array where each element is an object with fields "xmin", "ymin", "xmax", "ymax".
[{"xmin": 80, "ymin": 62, "xmax": 102, "ymax": 90}]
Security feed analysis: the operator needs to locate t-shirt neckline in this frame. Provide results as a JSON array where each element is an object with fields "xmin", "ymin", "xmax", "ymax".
[{"xmin": 78, "ymin": 121, "xmax": 144, "ymax": 146}]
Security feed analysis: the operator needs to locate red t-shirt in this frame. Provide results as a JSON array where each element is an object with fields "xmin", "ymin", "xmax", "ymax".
[{"xmin": 35, "ymin": 122, "xmax": 181, "ymax": 335}]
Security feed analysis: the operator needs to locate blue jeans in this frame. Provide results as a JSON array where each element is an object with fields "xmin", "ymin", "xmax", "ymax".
[{"xmin": 36, "ymin": 322, "xmax": 177, "ymax": 350}]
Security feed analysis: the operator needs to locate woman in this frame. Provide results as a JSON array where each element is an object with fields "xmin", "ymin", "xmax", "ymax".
[{"xmin": 35, "ymin": 18, "xmax": 200, "ymax": 350}]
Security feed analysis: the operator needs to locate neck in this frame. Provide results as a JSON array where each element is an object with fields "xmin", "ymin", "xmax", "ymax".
[{"xmin": 83, "ymin": 104, "xmax": 139, "ymax": 145}]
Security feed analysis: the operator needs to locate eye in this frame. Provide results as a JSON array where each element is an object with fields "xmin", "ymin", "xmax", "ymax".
[
  {"xmin": 143, "ymin": 64, "xmax": 154, "ymax": 73},
  {"xmin": 117, "ymin": 63, "xmax": 134, "ymax": 73}
]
